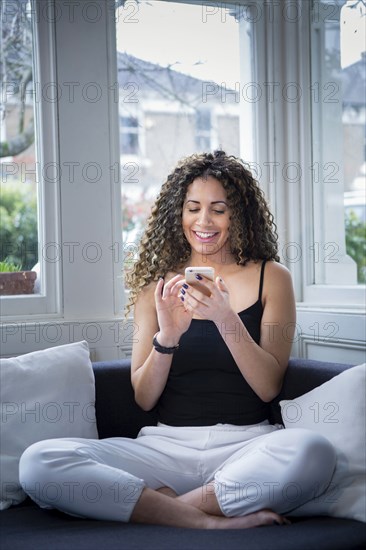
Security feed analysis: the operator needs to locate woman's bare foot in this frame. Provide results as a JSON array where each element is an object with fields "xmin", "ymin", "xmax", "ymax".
[
  {"xmin": 130, "ymin": 488, "xmax": 290, "ymax": 529},
  {"xmin": 207, "ymin": 509, "xmax": 291, "ymax": 529}
]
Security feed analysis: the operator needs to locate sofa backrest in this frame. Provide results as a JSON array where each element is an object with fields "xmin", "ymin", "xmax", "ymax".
[
  {"xmin": 93, "ymin": 360, "xmax": 157, "ymax": 439},
  {"xmin": 92, "ymin": 358, "xmax": 355, "ymax": 439}
]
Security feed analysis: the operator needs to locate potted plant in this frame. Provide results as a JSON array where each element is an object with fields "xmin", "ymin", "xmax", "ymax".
[{"xmin": 0, "ymin": 260, "xmax": 37, "ymax": 296}]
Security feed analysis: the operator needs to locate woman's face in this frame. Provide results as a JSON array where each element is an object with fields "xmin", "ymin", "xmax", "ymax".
[{"xmin": 182, "ymin": 176, "xmax": 232, "ymax": 261}]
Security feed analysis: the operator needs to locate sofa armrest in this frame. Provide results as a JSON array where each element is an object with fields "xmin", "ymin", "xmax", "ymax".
[
  {"xmin": 93, "ymin": 360, "xmax": 157, "ymax": 439},
  {"xmin": 92, "ymin": 358, "xmax": 356, "ymax": 436}
]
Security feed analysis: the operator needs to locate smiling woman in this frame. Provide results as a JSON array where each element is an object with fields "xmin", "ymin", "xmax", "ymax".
[{"xmin": 19, "ymin": 150, "xmax": 336, "ymax": 529}]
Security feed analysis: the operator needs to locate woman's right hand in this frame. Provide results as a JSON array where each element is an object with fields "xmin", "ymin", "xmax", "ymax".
[{"xmin": 154, "ymin": 275, "xmax": 192, "ymax": 345}]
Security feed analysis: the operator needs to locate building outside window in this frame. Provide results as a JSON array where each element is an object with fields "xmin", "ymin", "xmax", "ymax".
[
  {"xmin": 120, "ymin": 114, "xmax": 139, "ymax": 155},
  {"xmin": 195, "ymin": 109, "xmax": 212, "ymax": 151}
]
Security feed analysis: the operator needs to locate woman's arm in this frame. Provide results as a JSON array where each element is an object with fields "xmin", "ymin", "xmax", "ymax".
[
  {"xmin": 215, "ymin": 262, "xmax": 296, "ymax": 402},
  {"xmin": 130, "ymin": 283, "xmax": 171, "ymax": 411},
  {"xmin": 131, "ymin": 276, "xmax": 192, "ymax": 411}
]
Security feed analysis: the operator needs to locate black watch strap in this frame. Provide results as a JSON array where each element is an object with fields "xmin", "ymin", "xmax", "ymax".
[{"xmin": 152, "ymin": 333, "xmax": 179, "ymax": 354}]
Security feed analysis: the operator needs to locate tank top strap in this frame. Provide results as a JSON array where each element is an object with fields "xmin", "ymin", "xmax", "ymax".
[{"xmin": 258, "ymin": 260, "xmax": 267, "ymax": 303}]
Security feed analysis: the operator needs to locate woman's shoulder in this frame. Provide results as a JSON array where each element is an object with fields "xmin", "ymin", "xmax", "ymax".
[
  {"xmin": 261, "ymin": 260, "xmax": 294, "ymax": 304},
  {"xmin": 134, "ymin": 279, "xmax": 157, "ymax": 312},
  {"xmin": 235, "ymin": 260, "xmax": 292, "ymax": 306},
  {"xmin": 238, "ymin": 259, "xmax": 291, "ymax": 279},
  {"xmin": 262, "ymin": 259, "xmax": 292, "ymax": 282},
  {"xmin": 262, "ymin": 259, "xmax": 291, "ymax": 275}
]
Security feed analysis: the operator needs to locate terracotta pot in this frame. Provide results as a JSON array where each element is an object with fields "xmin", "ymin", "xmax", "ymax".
[{"xmin": 0, "ymin": 271, "xmax": 37, "ymax": 296}]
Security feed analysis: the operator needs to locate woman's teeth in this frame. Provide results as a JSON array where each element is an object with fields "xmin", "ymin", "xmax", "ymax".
[{"xmin": 195, "ymin": 231, "xmax": 216, "ymax": 238}]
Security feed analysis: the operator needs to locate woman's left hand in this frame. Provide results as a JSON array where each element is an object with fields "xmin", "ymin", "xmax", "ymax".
[{"xmin": 180, "ymin": 275, "xmax": 233, "ymax": 323}]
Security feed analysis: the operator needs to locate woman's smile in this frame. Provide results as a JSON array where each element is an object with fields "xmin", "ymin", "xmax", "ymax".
[{"xmin": 192, "ymin": 230, "xmax": 219, "ymax": 242}]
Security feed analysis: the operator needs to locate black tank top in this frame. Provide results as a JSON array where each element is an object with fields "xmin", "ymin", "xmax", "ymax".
[{"xmin": 157, "ymin": 260, "xmax": 269, "ymax": 426}]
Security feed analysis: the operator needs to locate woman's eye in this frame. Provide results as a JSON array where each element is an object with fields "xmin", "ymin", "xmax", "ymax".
[
  {"xmin": 214, "ymin": 210, "xmax": 225, "ymax": 214},
  {"xmin": 188, "ymin": 209, "xmax": 200, "ymax": 213}
]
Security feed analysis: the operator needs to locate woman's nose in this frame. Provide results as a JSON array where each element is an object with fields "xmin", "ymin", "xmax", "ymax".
[{"xmin": 197, "ymin": 209, "xmax": 212, "ymax": 226}]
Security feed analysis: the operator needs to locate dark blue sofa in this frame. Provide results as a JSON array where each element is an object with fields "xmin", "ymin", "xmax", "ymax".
[{"xmin": 1, "ymin": 358, "xmax": 365, "ymax": 550}]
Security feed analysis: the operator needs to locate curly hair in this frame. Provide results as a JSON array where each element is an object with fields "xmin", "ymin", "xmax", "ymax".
[{"xmin": 124, "ymin": 150, "xmax": 280, "ymax": 316}]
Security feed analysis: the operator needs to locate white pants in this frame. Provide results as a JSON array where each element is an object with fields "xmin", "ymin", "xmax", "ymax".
[{"xmin": 19, "ymin": 422, "xmax": 336, "ymax": 522}]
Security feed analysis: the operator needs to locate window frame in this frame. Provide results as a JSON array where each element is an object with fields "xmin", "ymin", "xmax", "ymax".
[
  {"xmin": 249, "ymin": 0, "xmax": 365, "ymax": 310},
  {"xmin": 0, "ymin": 0, "xmax": 61, "ymax": 319},
  {"xmin": 303, "ymin": 0, "xmax": 365, "ymax": 307}
]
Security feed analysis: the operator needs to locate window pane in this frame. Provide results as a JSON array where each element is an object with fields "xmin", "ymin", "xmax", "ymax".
[
  {"xmin": 115, "ymin": 1, "xmax": 245, "ymax": 272},
  {"xmin": 311, "ymin": 0, "xmax": 365, "ymax": 285},
  {"xmin": 0, "ymin": 0, "xmax": 39, "ymax": 295},
  {"xmin": 341, "ymin": 1, "xmax": 366, "ymax": 283}
]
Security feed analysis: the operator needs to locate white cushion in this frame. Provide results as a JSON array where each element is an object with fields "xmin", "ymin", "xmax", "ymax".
[
  {"xmin": 280, "ymin": 363, "xmax": 366, "ymax": 523},
  {"xmin": 0, "ymin": 341, "xmax": 98, "ymax": 510}
]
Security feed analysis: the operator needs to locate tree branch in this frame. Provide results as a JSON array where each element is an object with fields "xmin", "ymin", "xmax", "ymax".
[{"xmin": 19, "ymin": 69, "xmax": 33, "ymax": 134}]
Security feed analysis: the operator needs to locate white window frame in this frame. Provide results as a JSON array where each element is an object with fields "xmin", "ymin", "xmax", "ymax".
[
  {"xmin": 305, "ymin": 0, "xmax": 365, "ymax": 307},
  {"xmin": 0, "ymin": 0, "xmax": 61, "ymax": 318},
  {"xmin": 247, "ymin": 0, "xmax": 365, "ymax": 310},
  {"xmin": 304, "ymin": 0, "xmax": 365, "ymax": 310}
]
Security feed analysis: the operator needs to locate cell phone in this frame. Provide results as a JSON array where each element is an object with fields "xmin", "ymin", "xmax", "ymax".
[{"xmin": 185, "ymin": 267, "xmax": 215, "ymax": 284}]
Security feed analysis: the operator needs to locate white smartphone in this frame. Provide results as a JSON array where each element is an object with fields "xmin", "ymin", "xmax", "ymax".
[{"xmin": 185, "ymin": 266, "xmax": 215, "ymax": 284}]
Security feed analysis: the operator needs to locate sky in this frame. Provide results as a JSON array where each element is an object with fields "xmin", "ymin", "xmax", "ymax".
[
  {"xmin": 116, "ymin": 1, "xmax": 241, "ymax": 88},
  {"xmin": 116, "ymin": 0, "xmax": 366, "ymax": 81}
]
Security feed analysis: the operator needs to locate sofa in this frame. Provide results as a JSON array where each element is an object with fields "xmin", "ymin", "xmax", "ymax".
[{"xmin": 1, "ymin": 357, "xmax": 365, "ymax": 550}]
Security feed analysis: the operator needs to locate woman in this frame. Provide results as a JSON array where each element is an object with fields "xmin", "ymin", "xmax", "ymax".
[{"xmin": 20, "ymin": 151, "xmax": 336, "ymax": 529}]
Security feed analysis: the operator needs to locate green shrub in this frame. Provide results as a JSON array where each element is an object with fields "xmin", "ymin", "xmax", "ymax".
[
  {"xmin": 0, "ymin": 181, "xmax": 38, "ymax": 271},
  {"xmin": 345, "ymin": 210, "xmax": 366, "ymax": 284}
]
